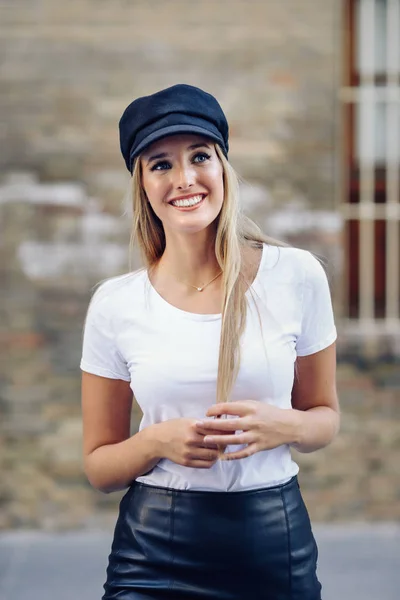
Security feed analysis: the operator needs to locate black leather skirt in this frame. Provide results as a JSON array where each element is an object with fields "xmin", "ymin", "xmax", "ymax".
[{"xmin": 102, "ymin": 475, "xmax": 321, "ymax": 600}]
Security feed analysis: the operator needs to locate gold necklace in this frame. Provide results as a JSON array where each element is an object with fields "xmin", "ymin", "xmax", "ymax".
[
  {"xmin": 169, "ymin": 270, "xmax": 222, "ymax": 292},
  {"xmin": 187, "ymin": 270, "xmax": 223, "ymax": 292},
  {"xmin": 157, "ymin": 263, "xmax": 223, "ymax": 292}
]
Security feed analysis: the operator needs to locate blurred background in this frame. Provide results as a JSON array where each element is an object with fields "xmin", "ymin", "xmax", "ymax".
[{"xmin": 0, "ymin": 0, "xmax": 399, "ymax": 598}]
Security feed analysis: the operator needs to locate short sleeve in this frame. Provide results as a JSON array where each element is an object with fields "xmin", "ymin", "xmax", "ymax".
[
  {"xmin": 295, "ymin": 251, "xmax": 337, "ymax": 357},
  {"xmin": 80, "ymin": 287, "xmax": 131, "ymax": 381}
]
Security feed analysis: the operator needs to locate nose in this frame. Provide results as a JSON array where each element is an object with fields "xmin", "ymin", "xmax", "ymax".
[{"xmin": 174, "ymin": 163, "xmax": 195, "ymax": 190}]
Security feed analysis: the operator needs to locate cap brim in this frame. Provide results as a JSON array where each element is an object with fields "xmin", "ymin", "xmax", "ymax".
[{"xmin": 129, "ymin": 124, "xmax": 226, "ymax": 170}]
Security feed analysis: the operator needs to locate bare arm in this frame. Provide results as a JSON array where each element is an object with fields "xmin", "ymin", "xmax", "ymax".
[
  {"xmin": 81, "ymin": 372, "xmax": 161, "ymax": 493},
  {"xmin": 81, "ymin": 372, "xmax": 226, "ymax": 494},
  {"xmin": 290, "ymin": 342, "xmax": 340, "ymax": 453},
  {"xmin": 195, "ymin": 342, "xmax": 340, "ymax": 459}
]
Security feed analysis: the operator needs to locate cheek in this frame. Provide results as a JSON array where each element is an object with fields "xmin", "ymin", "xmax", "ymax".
[
  {"xmin": 209, "ymin": 165, "xmax": 224, "ymax": 202},
  {"xmin": 141, "ymin": 174, "xmax": 166, "ymax": 204}
]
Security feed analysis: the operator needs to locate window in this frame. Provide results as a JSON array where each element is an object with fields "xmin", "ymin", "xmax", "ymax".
[{"xmin": 343, "ymin": 0, "xmax": 400, "ymax": 325}]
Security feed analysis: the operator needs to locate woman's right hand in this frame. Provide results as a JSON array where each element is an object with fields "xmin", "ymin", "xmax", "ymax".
[{"xmin": 151, "ymin": 418, "xmax": 228, "ymax": 469}]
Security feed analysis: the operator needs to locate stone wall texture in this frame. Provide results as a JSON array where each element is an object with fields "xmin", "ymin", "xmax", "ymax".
[
  {"xmin": 0, "ymin": 1, "xmax": 399, "ymax": 528},
  {"xmin": 1, "ymin": 0, "xmax": 339, "ymax": 208}
]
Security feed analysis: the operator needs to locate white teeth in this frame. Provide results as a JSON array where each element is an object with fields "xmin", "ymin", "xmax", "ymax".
[{"xmin": 171, "ymin": 195, "xmax": 203, "ymax": 207}]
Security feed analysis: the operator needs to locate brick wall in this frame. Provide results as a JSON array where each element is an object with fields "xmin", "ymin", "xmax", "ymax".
[
  {"xmin": 2, "ymin": 1, "xmax": 399, "ymax": 528},
  {"xmin": 1, "ymin": 0, "xmax": 338, "ymax": 209}
]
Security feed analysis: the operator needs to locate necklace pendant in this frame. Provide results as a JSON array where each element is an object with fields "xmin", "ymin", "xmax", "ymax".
[{"xmin": 197, "ymin": 287, "xmax": 203, "ymax": 292}]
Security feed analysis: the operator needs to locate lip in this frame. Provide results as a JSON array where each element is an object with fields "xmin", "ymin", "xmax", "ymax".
[{"xmin": 168, "ymin": 194, "xmax": 206, "ymax": 211}]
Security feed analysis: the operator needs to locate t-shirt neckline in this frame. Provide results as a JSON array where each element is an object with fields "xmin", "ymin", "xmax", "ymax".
[{"xmin": 145, "ymin": 243, "xmax": 267, "ymax": 321}]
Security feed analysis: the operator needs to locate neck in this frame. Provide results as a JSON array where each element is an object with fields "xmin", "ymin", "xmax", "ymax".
[{"xmin": 158, "ymin": 231, "xmax": 221, "ymax": 285}]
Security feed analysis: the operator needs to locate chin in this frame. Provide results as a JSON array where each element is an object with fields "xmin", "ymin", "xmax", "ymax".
[{"xmin": 180, "ymin": 216, "xmax": 220, "ymax": 233}]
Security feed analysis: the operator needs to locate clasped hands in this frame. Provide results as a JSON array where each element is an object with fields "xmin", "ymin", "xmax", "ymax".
[{"xmin": 195, "ymin": 399, "xmax": 297, "ymax": 461}]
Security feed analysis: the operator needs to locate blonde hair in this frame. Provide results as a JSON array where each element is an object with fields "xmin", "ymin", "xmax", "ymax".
[{"xmin": 129, "ymin": 144, "xmax": 289, "ymax": 405}]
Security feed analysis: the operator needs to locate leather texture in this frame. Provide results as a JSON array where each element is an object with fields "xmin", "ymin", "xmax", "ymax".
[{"xmin": 102, "ymin": 476, "xmax": 322, "ymax": 600}]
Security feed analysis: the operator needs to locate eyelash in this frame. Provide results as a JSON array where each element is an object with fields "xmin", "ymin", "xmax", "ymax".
[{"xmin": 150, "ymin": 152, "xmax": 211, "ymax": 171}]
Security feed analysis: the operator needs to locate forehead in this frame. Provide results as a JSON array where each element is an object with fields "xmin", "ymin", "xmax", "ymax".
[{"xmin": 141, "ymin": 133, "xmax": 212, "ymax": 158}]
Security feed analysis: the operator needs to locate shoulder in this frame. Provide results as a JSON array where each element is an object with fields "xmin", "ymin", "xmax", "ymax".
[
  {"xmin": 262, "ymin": 244, "xmax": 327, "ymax": 286},
  {"xmin": 257, "ymin": 244, "xmax": 332, "ymax": 301},
  {"xmin": 86, "ymin": 268, "xmax": 147, "ymax": 318}
]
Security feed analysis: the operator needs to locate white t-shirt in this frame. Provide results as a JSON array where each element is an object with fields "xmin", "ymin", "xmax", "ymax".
[{"xmin": 80, "ymin": 243, "xmax": 337, "ymax": 491}]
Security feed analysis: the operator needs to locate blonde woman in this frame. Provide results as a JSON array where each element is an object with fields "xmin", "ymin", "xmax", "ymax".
[{"xmin": 80, "ymin": 84, "xmax": 339, "ymax": 600}]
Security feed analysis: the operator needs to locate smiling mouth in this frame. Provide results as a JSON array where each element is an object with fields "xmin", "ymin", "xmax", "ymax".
[{"xmin": 169, "ymin": 194, "xmax": 205, "ymax": 208}]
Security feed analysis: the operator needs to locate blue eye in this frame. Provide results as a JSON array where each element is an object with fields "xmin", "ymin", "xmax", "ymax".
[
  {"xmin": 193, "ymin": 152, "xmax": 211, "ymax": 163},
  {"xmin": 150, "ymin": 152, "xmax": 211, "ymax": 171},
  {"xmin": 150, "ymin": 160, "xmax": 171, "ymax": 171}
]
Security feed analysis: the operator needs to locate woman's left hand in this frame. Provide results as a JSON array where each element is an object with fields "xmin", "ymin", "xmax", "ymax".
[{"xmin": 195, "ymin": 400, "xmax": 298, "ymax": 460}]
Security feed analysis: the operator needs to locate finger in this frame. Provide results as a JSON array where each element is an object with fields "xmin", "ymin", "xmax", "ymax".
[
  {"xmin": 195, "ymin": 418, "xmax": 245, "ymax": 432},
  {"xmin": 206, "ymin": 402, "xmax": 253, "ymax": 418},
  {"xmin": 203, "ymin": 433, "xmax": 252, "ymax": 446},
  {"xmin": 189, "ymin": 432, "xmax": 228, "ymax": 448},
  {"xmin": 194, "ymin": 426, "xmax": 233, "ymax": 437},
  {"xmin": 193, "ymin": 448, "xmax": 220, "ymax": 461},
  {"xmin": 220, "ymin": 444, "xmax": 257, "ymax": 461}
]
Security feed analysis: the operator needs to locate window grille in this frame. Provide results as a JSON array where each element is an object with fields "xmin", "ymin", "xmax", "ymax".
[{"xmin": 341, "ymin": 0, "xmax": 400, "ymax": 337}]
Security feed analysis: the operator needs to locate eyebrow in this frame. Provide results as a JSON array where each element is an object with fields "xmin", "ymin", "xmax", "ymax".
[{"xmin": 146, "ymin": 143, "xmax": 211, "ymax": 165}]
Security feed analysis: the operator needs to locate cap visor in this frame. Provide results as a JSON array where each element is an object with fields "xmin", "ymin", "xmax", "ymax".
[{"xmin": 130, "ymin": 124, "xmax": 225, "ymax": 166}]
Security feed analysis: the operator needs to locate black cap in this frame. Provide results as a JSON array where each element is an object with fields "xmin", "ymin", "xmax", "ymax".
[{"xmin": 119, "ymin": 84, "xmax": 229, "ymax": 173}]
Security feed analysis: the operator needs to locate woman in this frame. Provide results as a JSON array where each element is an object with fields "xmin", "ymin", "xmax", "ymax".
[{"xmin": 80, "ymin": 83, "xmax": 340, "ymax": 600}]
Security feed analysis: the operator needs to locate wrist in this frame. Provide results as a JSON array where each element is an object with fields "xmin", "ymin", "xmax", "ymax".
[
  {"xmin": 287, "ymin": 408, "xmax": 304, "ymax": 447},
  {"xmin": 140, "ymin": 422, "xmax": 165, "ymax": 461}
]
